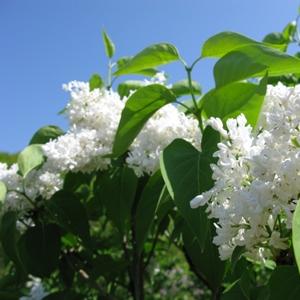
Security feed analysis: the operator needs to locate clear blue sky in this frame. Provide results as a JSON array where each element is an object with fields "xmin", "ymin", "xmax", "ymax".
[{"xmin": 1, "ymin": 0, "xmax": 299, "ymax": 152}]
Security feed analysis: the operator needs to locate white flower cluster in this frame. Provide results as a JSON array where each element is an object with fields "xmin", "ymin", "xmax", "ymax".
[
  {"xmin": 2, "ymin": 74, "xmax": 201, "ymax": 211},
  {"xmin": 191, "ymin": 82, "xmax": 300, "ymax": 262},
  {"xmin": 127, "ymin": 104, "xmax": 201, "ymax": 176}
]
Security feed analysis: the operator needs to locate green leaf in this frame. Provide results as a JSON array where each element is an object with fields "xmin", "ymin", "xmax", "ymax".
[
  {"xmin": 160, "ymin": 126, "xmax": 219, "ymax": 249},
  {"xmin": 202, "ymin": 76, "xmax": 267, "ymax": 127},
  {"xmin": 97, "ymin": 166, "xmax": 138, "ymax": 233},
  {"xmin": 262, "ymin": 33, "xmax": 287, "ymax": 52},
  {"xmin": 102, "ymin": 31, "xmax": 115, "ymax": 58},
  {"xmin": 117, "ymin": 80, "xmax": 145, "ymax": 98},
  {"xmin": 136, "ymin": 171, "xmax": 165, "ymax": 253},
  {"xmin": 202, "ymin": 31, "xmax": 257, "ymax": 58},
  {"xmin": 269, "ymin": 266, "xmax": 300, "ymax": 300},
  {"xmin": 293, "ymin": 198, "xmax": 300, "ymax": 273},
  {"xmin": 116, "ymin": 56, "xmax": 158, "ymax": 77},
  {"xmin": 182, "ymin": 221, "xmax": 225, "ymax": 293},
  {"xmin": 18, "ymin": 223, "xmax": 61, "ymax": 277},
  {"xmin": 29, "ymin": 125, "xmax": 64, "ymax": 145},
  {"xmin": 0, "ymin": 181, "xmax": 7, "ymax": 202},
  {"xmin": 112, "ymin": 84, "xmax": 176, "ymax": 157},
  {"xmin": 17, "ymin": 144, "xmax": 45, "ymax": 177},
  {"xmin": 282, "ymin": 21, "xmax": 297, "ymax": 42},
  {"xmin": 214, "ymin": 44, "xmax": 300, "ymax": 87},
  {"xmin": 171, "ymin": 79, "xmax": 201, "ymax": 97},
  {"xmin": 89, "ymin": 74, "xmax": 104, "ymax": 91},
  {"xmin": 202, "ymin": 31, "xmax": 286, "ymax": 58},
  {"xmin": 0, "ymin": 212, "xmax": 25, "ymax": 275},
  {"xmin": 114, "ymin": 43, "xmax": 179, "ymax": 76},
  {"xmin": 47, "ymin": 191, "xmax": 91, "ymax": 246},
  {"xmin": 43, "ymin": 291, "xmax": 82, "ymax": 300}
]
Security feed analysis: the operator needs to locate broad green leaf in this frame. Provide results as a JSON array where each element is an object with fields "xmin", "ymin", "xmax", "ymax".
[
  {"xmin": 117, "ymin": 56, "xmax": 158, "ymax": 77},
  {"xmin": 114, "ymin": 43, "xmax": 179, "ymax": 76},
  {"xmin": 136, "ymin": 171, "xmax": 165, "ymax": 253},
  {"xmin": 102, "ymin": 31, "xmax": 115, "ymax": 58},
  {"xmin": 202, "ymin": 31, "xmax": 257, "ymax": 58},
  {"xmin": 112, "ymin": 84, "xmax": 176, "ymax": 157},
  {"xmin": 18, "ymin": 223, "xmax": 61, "ymax": 277},
  {"xmin": 47, "ymin": 191, "xmax": 91, "ymax": 246},
  {"xmin": 17, "ymin": 144, "xmax": 44, "ymax": 177},
  {"xmin": 293, "ymin": 198, "xmax": 300, "ymax": 273},
  {"xmin": 0, "ymin": 152, "xmax": 18, "ymax": 166},
  {"xmin": 214, "ymin": 44, "xmax": 300, "ymax": 87},
  {"xmin": 282, "ymin": 21, "xmax": 297, "ymax": 42},
  {"xmin": 89, "ymin": 74, "xmax": 104, "ymax": 91},
  {"xmin": 269, "ymin": 266, "xmax": 300, "ymax": 300},
  {"xmin": 29, "ymin": 125, "xmax": 64, "ymax": 145},
  {"xmin": 97, "ymin": 166, "xmax": 138, "ymax": 233},
  {"xmin": 171, "ymin": 79, "xmax": 201, "ymax": 97},
  {"xmin": 262, "ymin": 33, "xmax": 287, "ymax": 52},
  {"xmin": 202, "ymin": 76, "xmax": 267, "ymax": 127},
  {"xmin": 202, "ymin": 31, "xmax": 286, "ymax": 58},
  {"xmin": 118, "ymin": 80, "xmax": 145, "ymax": 98},
  {"xmin": 0, "ymin": 212, "xmax": 25, "ymax": 278},
  {"xmin": 0, "ymin": 181, "xmax": 7, "ymax": 202},
  {"xmin": 160, "ymin": 126, "xmax": 219, "ymax": 248},
  {"xmin": 182, "ymin": 221, "xmax": 225, "ymax": 293}
]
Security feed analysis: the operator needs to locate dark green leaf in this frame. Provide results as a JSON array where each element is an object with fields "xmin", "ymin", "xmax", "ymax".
[
  {"xmin": 112, "ymin": 84, "xmax": 176, "ymax": 157},
  {"xmin": 89, "ymin": 74, "xmax": 104, "ymax": 91},
  {"xmin": 43, "ymin": 291, "xmax": 82, "ymax": 300},
  {"xmin": 160, "ymin": 126, "xmax": 219, "ymax": 249},
  {"xmin": 136, "ymin": 171, "xmax": 165, "ymax": 253},
  {"xmin": 18, "ymin": 223, "xmax": 61, "ymax": 277},
  {"xmin": 171, "ymin": 79, "xmax": 201, "ymax": 97},
  {"xmin": 98, "ymin": 166, "xmax": 138, "ymax": 233},
  {"xmin": 47, "ymin": 191, "xmax": 91, "ymax": 246},
  {"xmin": 102, "ymin": 31, "xmax": 115, "ymax": 58},
  {"xmin": 29, "ymin": 126, "xmax": 64, "ymax": 145},
  {"xmin": 17, "ymin": 144, "xmax": 45, "ymax": 177},
  {"xmin": 182, "ymin": 222, "xmax": 225, "ymax": 294},
  {"xmin": 117, "ymin": 80, "xmax": 145, "ymax": 98},
  {"xmin": 0, "ymin": 212, "xmax": 25, "ymax": 275},
  {"xmin": 282, "ymin": 22, "xmax": 297, "ymax": 42},
  {"xmin": 269, "ymin": 266, "xmax": 300, "ymax": 300},
  {"xmin": 202, "ymin": 76, "xmax": 267, "ymax": 127},
  {"xmin": 114, "ymin": 43, "xmax": 179, "ymax": 76},
  {"xmin": 214, "ymin": 44, "xmax": 300, "ymax": 87}
]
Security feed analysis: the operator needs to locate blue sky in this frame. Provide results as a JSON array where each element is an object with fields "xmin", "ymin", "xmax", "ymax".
[{"xmin": 0, "ymin": 0, "xmax": 299, "ymax": 152}]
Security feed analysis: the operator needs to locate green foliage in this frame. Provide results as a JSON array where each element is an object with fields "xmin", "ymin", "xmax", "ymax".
[
  {"xmin": 89, "ymin": 74, "xmax": 104, "ymax": 91},
  {"xmin": 0, "ymin": 152, "xmax": 18, "ymax": 166},
  {"xmin": 202, "ymin": 75, "xmax": 267, "ymax": 127},
  {"xmin": 160, "ymin": 126, "xmax": 219, "ymax": 249},
  {"xmin": 29, "ymin": 125, "xmax": 64, "ymax": 145},
  {"xmin": 214, "ymin": 44, "xmax": 300, "ymax": 87},
  {"xmin": 117, "ymin": 56, "xmax": 158, "ymax": 76},
  {"xmin": 269, "ymin": 266, "xmax": 300, "ymax": 299},
  {"xmin": 117, "ymin": 80, "xmax": 145, "ymax": 98},
  {"xmin": 114, "ymin": 43, "xmax": 179, "ymax": 76},
  {"xmin": 18, "ymin": 223, "xmax": 61, "ymax": 277},
  {"xmin": 112, "ymin": 84, "xmax": 176, "ymax": 157},
  {"xmin": 171, "ymin": 79, "xmax": 201, "ymax": 97},
  {"xmin": 17, "ymin": 144, "xmax": 45, "ymax": 177},
  {"xmin": 102, "ymin": 31, "xmax": 115, "ymax": 58}
]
